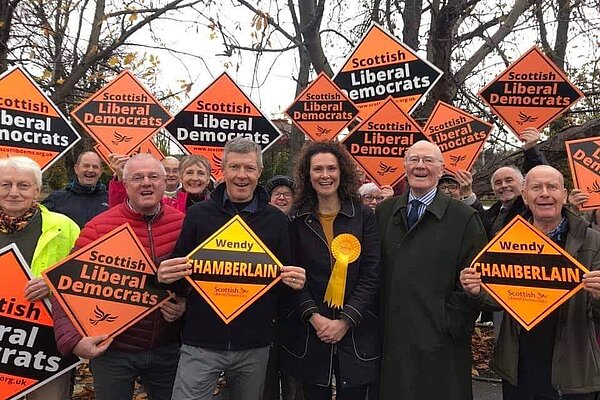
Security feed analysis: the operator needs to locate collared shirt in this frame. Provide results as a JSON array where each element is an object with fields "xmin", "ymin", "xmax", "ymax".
[
  {"xmin": 407, "ymin": 187, "xmax": 437, "ymax": 220},
  {"xmin": 547, "ymin": 216, "xmax": 568, "ymax": 244},
  {"xmin": 222, "ymin": 189, "xmax": 259, "ymax": 214}
]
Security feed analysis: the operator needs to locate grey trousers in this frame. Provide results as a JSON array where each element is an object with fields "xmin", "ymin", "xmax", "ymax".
[
  {"xmin": 172, "ymin": 344, "xmax": 269, "ymax": 400},
  {"xmin": 26, "ymin": 372, "xmax": 71, "ymax": 400}
]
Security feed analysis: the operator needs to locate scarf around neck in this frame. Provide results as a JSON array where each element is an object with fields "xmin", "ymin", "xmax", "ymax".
[{"xmin": 0, "ymin": 204, "xmax": 39, "ymax": 234}]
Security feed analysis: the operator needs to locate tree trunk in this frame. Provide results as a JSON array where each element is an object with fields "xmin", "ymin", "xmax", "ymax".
[{"xmin": 0, "ymin": 0, "xmax": 20, "ymax": 74}]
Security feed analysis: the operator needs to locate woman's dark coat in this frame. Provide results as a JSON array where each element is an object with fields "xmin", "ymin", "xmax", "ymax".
[{"xmin": 280, "ymin": 198, "xmax": 380, "ymax": 388}]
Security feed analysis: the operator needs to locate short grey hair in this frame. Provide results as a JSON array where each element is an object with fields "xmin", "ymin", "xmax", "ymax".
[
  {"xmin": 123, "ymin": 153, "xmax": 165, "ymax": 180},
  {"xmin": 359, "ymin": 182, "xmax": 380, "ymax": 196},
  {"xmin": 222, "ymin": 137, "xmax": 263, "ymax": 170},
  {"xmin": 490, "ymin": 165, "xmax": 524, "ymax": 186},
  {"xmin": 0, "ymin": 156, "xmax": 42, "ymax": 188}
]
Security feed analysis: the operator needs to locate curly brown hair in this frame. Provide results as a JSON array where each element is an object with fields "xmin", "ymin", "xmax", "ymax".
[{"xmin": 293, "ymin": 140, "xmax": 360, "ymax": 209}]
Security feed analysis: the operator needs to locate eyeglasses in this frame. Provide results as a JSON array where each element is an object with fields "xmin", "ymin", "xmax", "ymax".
[
  {"xmin": 127, "ymin": 174, "xmax": 165, "ymax": 184},
  {"xmin": 362, "ymin": 194, "xmax": 384, "ymax": 202},
  {"xmin": 438, "ymin": 184, "xmax": 459, "ymax": 192},
  {"xmin": 0, "ymin": 182, "xmax": 34, "ymax": 192},
  {"xmin": 164, "ymin": 168, "xmax": 179, "ymax": 174},
  {"xmin": 405, "ymin": 156, "xmax": 442, "ymax": 165},
  {"xmin": 272, "ymin": 191, "xmax": 292, "ymax": 199}
]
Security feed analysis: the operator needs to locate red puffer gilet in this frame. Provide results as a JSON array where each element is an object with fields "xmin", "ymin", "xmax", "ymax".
[{"xmin": 51, "ymin": 201, "xmax": 185, "ymax": 356}]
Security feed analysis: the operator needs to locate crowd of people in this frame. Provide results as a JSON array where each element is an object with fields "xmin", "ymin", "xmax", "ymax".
[{"xmin": 1, "ymin": 131, "xmax": 600, "ymax": 400}]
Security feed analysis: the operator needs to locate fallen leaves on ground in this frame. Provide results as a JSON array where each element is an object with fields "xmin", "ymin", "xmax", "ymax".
[{"xmin": 471, "ymin": 326, "xmax": 499, "ymax": 379}]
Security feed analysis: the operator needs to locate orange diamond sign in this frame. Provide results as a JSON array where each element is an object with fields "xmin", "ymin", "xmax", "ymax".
[
  {"xmin": 478, "ymin": 46, "xmax": 583, "ymax": 137},
  {"xmin": 566, "ymin": 136, "xmax": 600, "ymax": 210},
  {"xmin": 470, "ymin": 216, "xmax": 588, "ymax": 331},
  {"xmin": 422, "ymin": 101, "xmax": 494, "ymax": 174},
  {"xmin": 341, "ymin": 96, "xmax": 429, "ymax": 187},
  {"xmin": 166, "ymin": 72, "xmax": 282, "ymax": 182},
  {"xmin": 71, "ymin": 70, "xmax": 172, "ymax": 155},
  {"xmin": 0, "ymin": 244, "xmax": 80, "ymax": 400},
  {"xmin": 95, "ymin": 137, "xmax": 165, "ymax": 172},
  {"xmin": 0, "ymin": 66, "xmax": 81, "ymax": 171},
  {"xmin": 42, "ymin": 224, "xmax": 171, "ymax": 339},
  {"xmin": 285, "ymin": 72, "xmax": 358, "ymax": 141},
  {"xmin": 185, "ymin": 215, "xmax": 282, "ymax": 324},
  {"xmin": 333, "ymin": 23, "xmax": 442, "ymax": 118}
]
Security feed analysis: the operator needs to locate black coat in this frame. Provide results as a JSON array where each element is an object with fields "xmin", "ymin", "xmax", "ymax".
[
  {"xmin": 482, "ymin": 145, "xmax": 547, "ymax": 238},
  {"xmin": 171, "ymin": 183, "xmax": 292, "ymax": 350},
  {"xmin": 42, "ymin": 179, "xmax": 108, "ymax": 228},
  {"xmin": 280, "ymin": 199, "xmax": 380, "ymax": 388},
  {"xmin": 482, "ymin": 195, "xmax": 527, "ymax": 238}
]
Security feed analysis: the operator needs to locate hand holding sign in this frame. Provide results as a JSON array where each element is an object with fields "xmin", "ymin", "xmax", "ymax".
[
  {"xmin": 157, "ymin": 257, "xmax": 192, "ymax": 284},
  {"xmin": 460, "ymin": 267, "xmax": 482, "ymax": 296},
  {"xmin": 24, "ymin": 277, "xmax": 50, "ymax": 302},
  {"xmin": 159, "ymin": 294, "xmax": 187, "ymax": 322},
  {"xmin": 281, "ymin": 265, "xmax": 306, "ymax": 290},
  {"xmin": 455, "ymin": 170, "xmax": 474, "ymax": 199},
  {"xmin": 583, "ymin": 270, "xmax": 600, "ymax": 299},
  {"xmin": 568, "ymin": 188, "xmax": 589, "ymax": 210},
  {"xmin": 72, "ymin": 334, "xmax": 113, "ymax": 359},
  {"xmin": 519, "ymin": 127, "xmax": 541, "ymax": 150},
  {"xmin": 108, "ymin": 153, "xmax": 129, "ymax": 180}
]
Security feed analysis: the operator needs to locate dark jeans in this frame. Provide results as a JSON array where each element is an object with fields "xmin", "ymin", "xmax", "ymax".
[
  {"xmin": 502, "ymin": 380, "xmax": 598, "ymax": 400},
  {"xmin": 89, "ymin": 342, "xmax": 179, "ymax": 400}
]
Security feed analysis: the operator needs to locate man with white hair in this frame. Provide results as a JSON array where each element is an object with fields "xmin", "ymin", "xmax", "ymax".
[
  {"xmin": 461, "ymin": 165, "xmax": 600, "ymax": 399},
  {"xmin": 52, "ymin": 153, "xmax": 187, "ymax": 400},
  {"xmin": 376, "ymin": 140, "xmax": 486, "ymax": 400}
]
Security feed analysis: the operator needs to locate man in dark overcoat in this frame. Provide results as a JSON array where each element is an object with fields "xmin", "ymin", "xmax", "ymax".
[{"xmin": 375, "ymin": 140, "xmax": 487, "ymax": 400}]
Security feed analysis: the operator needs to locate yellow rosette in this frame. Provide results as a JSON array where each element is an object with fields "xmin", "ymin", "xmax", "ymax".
[{"xmin": 324, "ymin": 233, "xmax": 361, "ymax": 309}]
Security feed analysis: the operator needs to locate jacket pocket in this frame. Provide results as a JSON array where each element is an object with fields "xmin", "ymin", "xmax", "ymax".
[
  {"xmin": 351, "ymin": 310, "xmax": 381, "ymax": 361},
  {"xmin": 280, "ymin": 309, "xmax": 309, "ymax": 359}
]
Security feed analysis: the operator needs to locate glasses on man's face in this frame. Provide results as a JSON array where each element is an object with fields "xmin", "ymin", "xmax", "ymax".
[
  {"xmin": 272, "ymin": 191, "xmax": 292, "ymax": 199},
  {"xmin": 362, "ymin": 194, "xmax": 384, "ymax": 203},
  {"xmin": 405, "ymin": 156, "xmax": 441, "ymax": 166},
  {"xmin": 127, "ymin": 173, "xmax": 165, "ymax": 184},
  {"xmin": 438, "ymin": 183, "xmax": 459, "ymax": 192}
]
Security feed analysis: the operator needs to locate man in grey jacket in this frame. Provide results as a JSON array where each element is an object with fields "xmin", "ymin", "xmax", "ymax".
[{"xmin": 461, "ymin": 165, "xmax": 600, "ymax": 399}]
